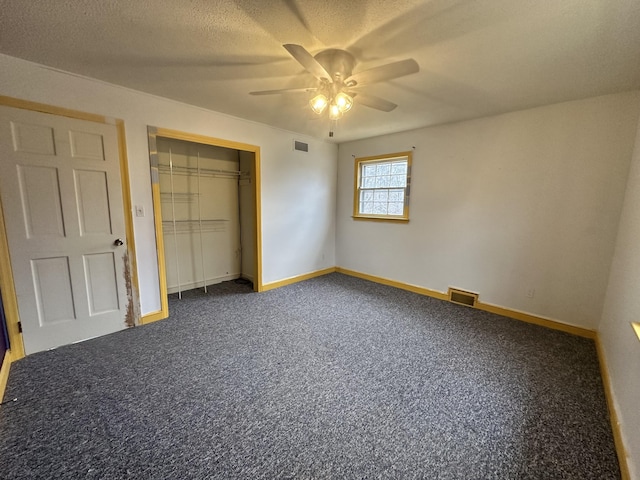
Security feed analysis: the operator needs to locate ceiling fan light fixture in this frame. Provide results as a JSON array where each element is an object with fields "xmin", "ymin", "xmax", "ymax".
[
  {"xmin": 328, "ymin": 103, "xmax": 343, "ymax": 120},
  {"xmin": 335, "ymin": 92, "xmax": 353, "ymax": 113},
  {"xmin": 310, "ymin": 94, "xmax": 328, "ymax": 114},
  {"xmin": 250, "ymin": 45, "xmax": 420, "ymax": 135}
]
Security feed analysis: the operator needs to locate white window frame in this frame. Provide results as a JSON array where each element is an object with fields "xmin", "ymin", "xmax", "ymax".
[{"xmin": 353, "ymin": 151, "xmax": 411, "ymax": 222}]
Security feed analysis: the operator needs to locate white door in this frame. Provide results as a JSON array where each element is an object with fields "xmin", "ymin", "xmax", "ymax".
[{"xmin": 0, "ymin": 106, "xmax": 131, "ymax": 354}]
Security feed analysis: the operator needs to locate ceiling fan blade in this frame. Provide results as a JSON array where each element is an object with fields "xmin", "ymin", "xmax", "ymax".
[
  {"xmin": 346, "ymin": 59, "xmax": 419, "ymax": 86},
  {"xmin": 283, "ymin": 44, "xmax": 332, "ymax": 82},
  {"xmin": 250, "ymin": 87, "xmax": 317, "ymax": 95},
  {"xmin": 352, "ymin": 93, "xmax": 397, "ymax": 112}
]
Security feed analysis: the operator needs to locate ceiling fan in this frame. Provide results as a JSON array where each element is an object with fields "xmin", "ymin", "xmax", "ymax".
[{"xmin": 250, "ymin": 44, "xmax": 419, "ymax": 123}]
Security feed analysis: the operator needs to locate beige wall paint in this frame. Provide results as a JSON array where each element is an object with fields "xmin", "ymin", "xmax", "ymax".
[
  {"xmin": 336, "ymin": 92, "xmax": 640, "ymax": 329},
  {"xmin": 599, "ymin": 115, "xmax": 640, "ymax": 480},
  {"xmin": 0, "ymin": 54, "xmax": 338, "ymax": 315}
]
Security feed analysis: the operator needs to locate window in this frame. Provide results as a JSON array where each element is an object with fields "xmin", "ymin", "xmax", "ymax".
[{"xmin": 353, "ymin": 152, "xmax": 411, "ymax": 221}]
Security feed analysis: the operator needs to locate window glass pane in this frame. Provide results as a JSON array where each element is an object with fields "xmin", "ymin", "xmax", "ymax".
[
  {"xmin": 361, "ymin": 190, "xmax": 373, "ymax": 202},
  {"xmin": 388, "ymin": 202, "xmax": 404, "ymax": 215},
  {"xmin": 390, "ymin": 175, "xmax": 406, "ymax": 187},
  {"xmin": 375, "ymin": 175, "xmax": 390, "ymax": 188},
  {"xmin": 373, "ymin": 190, "xmax": 388, "ymax": 202},
  {"xmin": 391, "ymin": 162, "xmax": 407, "ymax": 175},
  {"xmin": 376, "ymin": 164, "xmax": 391, "ymax": 176},
  {"xmin": 361, "ymin": 202, "xmax": 374, "ymax": 214},
  {"xmin": 373, "ymin": 202, "xmax": 387, "ymax": 214},
  {"xmin": 363, "ymin": 165, "xmax": 377, "ymax": 177},
  {"xmin": 389, "ymin": 189, "xmax": 404, "ymax": 202},
  {"xmin": 363, "ymin": 177, "xmax": 375, "ymax": 188}
]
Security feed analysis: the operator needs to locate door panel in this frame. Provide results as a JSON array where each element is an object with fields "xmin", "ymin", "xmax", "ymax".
[
  {"xmin": 69, "ymin": 130, "xmax": 105, "ymax": 160},
  {"xmin": 31, "ymin": 256, "xmax": 75, "ymax": 325},
  {"xmin": 75, "ymin": 169, "xmax": 112, "ymax": 235},
  {"xmin": 0, "ymin": 105, "xmax": 129, "ymax": 354},
  {"xmin": 11, "ymin": 122, "xmax": 56, "ymax": 155},
  {"xmin": 18, "ymin": 165, "xmax": 66, "ymax": 238},
  {"xmin": 83, "ymin": 252, "xmax": 119, "ymax": 315}
]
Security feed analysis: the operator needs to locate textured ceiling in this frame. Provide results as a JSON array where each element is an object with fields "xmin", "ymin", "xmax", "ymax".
[{"xmin": 1, "ymin": 0, "xmax": 640, "ymax": 142}]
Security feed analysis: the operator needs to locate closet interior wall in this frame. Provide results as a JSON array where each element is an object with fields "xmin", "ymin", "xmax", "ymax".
[{"xmin": 157, "ymin": 137, "xmax": 248, "ymax": 296}]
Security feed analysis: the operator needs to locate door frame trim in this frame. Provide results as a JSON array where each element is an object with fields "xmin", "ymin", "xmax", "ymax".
[
  {"xmin": 143, "ymin": 126, "xmax": 263, "ymax": 324},
  {"xmin": 0, "ymin": 95, "xmax": 139, "ymax": 359}
]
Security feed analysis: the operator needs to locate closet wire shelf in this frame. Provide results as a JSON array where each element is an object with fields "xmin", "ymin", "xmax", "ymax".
[
  {"xmin": 162, "ymin": 219, "xmax": 229, "ymax": 234},
  {"xmin": 157, "ymin": 163, "xmax": 242, "ymax": 178},
  {"xmin": 160, "ymin": 192, "xmax": 199, "ymax": 203}
]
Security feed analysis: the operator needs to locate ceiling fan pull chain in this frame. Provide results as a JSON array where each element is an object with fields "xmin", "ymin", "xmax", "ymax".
[{"xmin": 329, "ymin": 118, "xmax": 339, "ymax": 138}]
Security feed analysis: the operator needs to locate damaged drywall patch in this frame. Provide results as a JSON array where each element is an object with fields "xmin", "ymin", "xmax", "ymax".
[{"xmin": 123, "ymin": 250, "xmax": 136, "ymax": 328}]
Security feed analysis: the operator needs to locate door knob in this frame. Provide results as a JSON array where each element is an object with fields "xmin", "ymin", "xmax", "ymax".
[{"xmin": 114, "ymin": 238, "xmax": 124, "ymax": 246}]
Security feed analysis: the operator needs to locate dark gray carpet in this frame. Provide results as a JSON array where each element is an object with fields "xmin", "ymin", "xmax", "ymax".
[{"xmin": 0, "ymin": 273, "xmax": 620, "ymax": 479}]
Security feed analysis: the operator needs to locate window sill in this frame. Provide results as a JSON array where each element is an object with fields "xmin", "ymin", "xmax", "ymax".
[{"xmin": 352, "ymin": 215, "xmax": 409, "ymax": 223}]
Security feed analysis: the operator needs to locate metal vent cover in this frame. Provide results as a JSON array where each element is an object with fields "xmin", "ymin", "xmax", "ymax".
[
  {"xmin": 448, "ymin": 288, "xmax": 478, "ymax": 307},
  {"xmin": 293, "ymin": 140, "xmax": 309, "ymax": 152}
]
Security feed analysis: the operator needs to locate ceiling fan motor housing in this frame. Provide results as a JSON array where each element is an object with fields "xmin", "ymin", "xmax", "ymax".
[{"xmin": 314, "ymin": 49, "xmax": 356, "ymax": 85}]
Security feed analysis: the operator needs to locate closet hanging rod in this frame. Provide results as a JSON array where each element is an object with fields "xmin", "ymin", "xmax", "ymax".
[
  {"xmin": 160, "ymin": 192, "xmax": 199, "ymax": 197},
  {"xmin": 161, "ymin": 220, "xmax": 228, "ymax": 234},
  {"xmin": 162, "ymin": 219, "xmax": 229, "ymax": 224},
  {"xmin": 157, "ymin": 164, "xmax": 242, "ymax": 176}
]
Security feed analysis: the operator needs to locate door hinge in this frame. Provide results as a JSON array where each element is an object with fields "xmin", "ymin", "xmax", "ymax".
[{"xmin": 17, "ymin": 321, "xmax": 22, "ymax": 333}]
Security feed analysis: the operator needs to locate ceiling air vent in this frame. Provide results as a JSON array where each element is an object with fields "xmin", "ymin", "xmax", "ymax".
[
  {"xmin": 448, "ymin": 287, "xmax": 478, "ymax": 307},
  {"xmin": 293, "ymin": 140, "xmax": 309, "ymax": 152}
]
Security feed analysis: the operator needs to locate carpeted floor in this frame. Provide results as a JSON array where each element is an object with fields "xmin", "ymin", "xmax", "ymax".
[{"xmin": 0, "ymin": 273, "xmax": 620, "ymax": 479}]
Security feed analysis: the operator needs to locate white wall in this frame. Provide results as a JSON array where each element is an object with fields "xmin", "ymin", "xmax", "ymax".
[
  {"xmin": 0, "ymin": 54, "xmax": 337, "ymax": 316},
  {"xmin": 599, "ymin": 117, "xmax": 640, "ymax": 479},
  {"xmin": 337, "ymin": 92, "xmax": 640, "ymax": 329}
]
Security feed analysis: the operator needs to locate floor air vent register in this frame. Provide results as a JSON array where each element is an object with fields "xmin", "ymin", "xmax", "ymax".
[{"xmin": 448, "ymin": 288, "xmax": 479, "ymax": 307}]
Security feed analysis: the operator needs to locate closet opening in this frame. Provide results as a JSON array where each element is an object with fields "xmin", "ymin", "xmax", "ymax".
[{"xmin": 147, "ymin": 127, "xmax": 262, "ymax": 321}]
